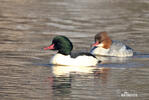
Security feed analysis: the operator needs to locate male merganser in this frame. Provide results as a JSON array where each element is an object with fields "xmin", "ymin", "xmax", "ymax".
[
  {"xmin": 90, "ymin": 32, "xmax": 133, "ymax": 57},
  {"xmin": 44, "ymin": 36, "xmax": 99, "ymax": 66}
]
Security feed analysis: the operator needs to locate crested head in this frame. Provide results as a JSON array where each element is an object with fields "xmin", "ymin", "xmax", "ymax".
[
  {"xmin": 95, "ymin": 32, "xmax": 108, "ymax": 43},
  {"xmin": 45, "ymin": 35, "xmax": 73, "ymax": 55},
  {"xmin": 93, "ymin": 32, "xmax": 112, "ymax": 49}
]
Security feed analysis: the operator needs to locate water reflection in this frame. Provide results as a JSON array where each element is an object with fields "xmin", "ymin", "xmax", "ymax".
[
  {"xmin": 48, "ymin": 65, "xmax": 110, "ymax": 97},
  {"xmin": 48, "ymin": 75, "xmax": 72, "ymax": 96},
  {"xmin": 96, "ymin": 55, "xmax": 132, "ymax": 64},
  {"xmin": 52, "ymin": 65, "xmax": 98, "ymax": 76}
]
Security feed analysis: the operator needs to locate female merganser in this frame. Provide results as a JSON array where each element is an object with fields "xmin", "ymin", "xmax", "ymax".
[
  {"xmin": 44, "ymin": 36, "xmax": 99, "ymax": 66},
  {"xmin": 90, "ymin": 32, "xmax": 133, "ymax": 57}
]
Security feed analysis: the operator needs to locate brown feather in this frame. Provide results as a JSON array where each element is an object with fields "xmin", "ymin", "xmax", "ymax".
[{"xmin": 95, "ymin": 32, "xmax": 112, "ymax": 49}]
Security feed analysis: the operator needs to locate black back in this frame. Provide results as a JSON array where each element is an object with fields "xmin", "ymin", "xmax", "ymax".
[{"xmin": 70, "ymin": 52, "xmax": 96, "ymax": 58}]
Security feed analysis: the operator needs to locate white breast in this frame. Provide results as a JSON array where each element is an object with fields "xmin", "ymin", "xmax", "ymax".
[
  {"xmin": 90, "ymin": 46, "xmax": 110, "ymax": 56},
  {"xmin": 50, "ymin": 53, "xmax": 98, "ymax": 66}
]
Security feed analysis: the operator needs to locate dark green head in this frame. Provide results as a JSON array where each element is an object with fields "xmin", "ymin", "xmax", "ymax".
[{"xmin": 44, "ymin": 36, "xmax": 73, "ymax": 55}]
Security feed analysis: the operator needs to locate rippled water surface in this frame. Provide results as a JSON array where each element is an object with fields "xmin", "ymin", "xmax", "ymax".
[{"xmin": 0, "ymin": 0, "xmax": 149, "ymax": 100}]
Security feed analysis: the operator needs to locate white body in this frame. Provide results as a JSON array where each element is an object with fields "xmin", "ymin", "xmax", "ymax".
[
  {"xmin": 50, "ymin": 53, "xmax": 98, "ymax": 66},
  {"xmin": 90, "ymin": 41, "xmax": 133, "ymax": 57}
]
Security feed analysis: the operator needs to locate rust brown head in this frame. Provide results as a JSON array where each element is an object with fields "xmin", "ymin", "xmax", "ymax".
[
  {"xmin": 93, "ymin": 32, "xmax": 112, "ymax": 49},
  {"xmin": 95, "ymin": 32, "xmax": 108, "ymax": 42}
]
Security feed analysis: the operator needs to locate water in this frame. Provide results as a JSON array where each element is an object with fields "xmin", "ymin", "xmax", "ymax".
[{"xmin": 0, "ymin": 0, "xmax": 149, "ymax": 100}]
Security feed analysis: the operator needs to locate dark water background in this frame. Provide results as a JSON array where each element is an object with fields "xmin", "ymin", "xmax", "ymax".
[{"xmin": 0, "ymin": 0, "xmax": 149, "ymax": 100}]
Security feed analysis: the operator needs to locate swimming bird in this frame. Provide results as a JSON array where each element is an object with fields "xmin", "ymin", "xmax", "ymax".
[
  {"xmin": 44, "ymin": 35, "xmax": 99, "ymax": 66},
  {"xmin": 90, "ymin": 32, "xmax": 133, "ymax": 57}
]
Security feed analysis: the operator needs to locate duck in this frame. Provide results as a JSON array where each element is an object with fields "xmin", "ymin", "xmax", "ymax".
[
  {"xmin": 44, "ymin": 35, "xmax": 99, "ymax": 66},
  {"xmin": 90, "ymin": 32, "xmax": 133, "ymax": 57}
]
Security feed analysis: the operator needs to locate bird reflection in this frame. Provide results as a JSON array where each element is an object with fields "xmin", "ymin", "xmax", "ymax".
[
  {"xmin": 96, "ymin": 55, "xmax": 132, "ymax": 64},
  {"xmin": 47, "ymin": 65, "xmax": 110, "ymax": 97},
  {"xmin": 52, "ymin": 65, "xmax": 97, "ymax": 76}
]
